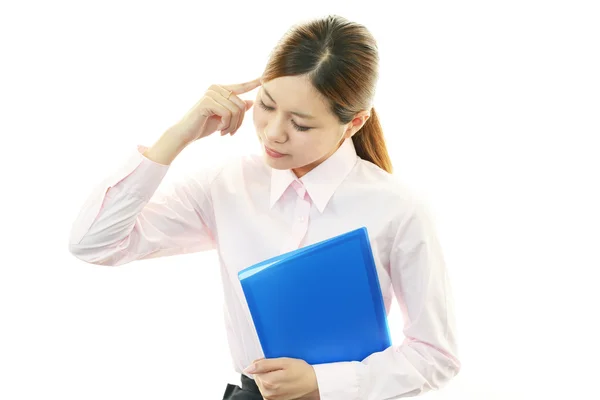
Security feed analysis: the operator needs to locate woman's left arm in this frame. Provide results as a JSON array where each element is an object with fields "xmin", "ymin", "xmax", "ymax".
[{"xmin": 312, "ymin": 200, "xmax": 462, "ymax": 400}]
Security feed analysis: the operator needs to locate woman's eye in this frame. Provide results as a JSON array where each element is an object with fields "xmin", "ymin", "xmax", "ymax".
[
  {"xmin": 259, "ymin": 100, "xmax": 312, "ymax": 132},
  {"xmin": 258, "ymin": 100, "xmax": 274, "ymax": 112},
  {"xmin": 291, "ymin": 120, "xmax": 310, "ymax": 132}
]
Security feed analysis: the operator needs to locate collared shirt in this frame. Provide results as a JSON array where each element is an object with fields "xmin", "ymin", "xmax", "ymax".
[{"xmin": 68, "ymin": 137, "xmax": 461, "ymax": 400}]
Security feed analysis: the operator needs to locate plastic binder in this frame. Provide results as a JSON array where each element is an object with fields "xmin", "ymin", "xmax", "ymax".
[{"xmin": 238, "ymin": 227, "xmax": 391, "ymax": 365}]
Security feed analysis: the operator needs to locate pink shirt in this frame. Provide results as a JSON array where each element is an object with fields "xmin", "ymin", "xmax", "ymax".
[{"xmin": 68, "ymin": 137, "xmax": 461, "ymax": 399}]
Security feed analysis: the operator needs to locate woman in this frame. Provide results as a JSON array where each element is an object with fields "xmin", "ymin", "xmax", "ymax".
[{"xmin": 68, "ymin": 14, "xmax": 461, "ymax": 400}]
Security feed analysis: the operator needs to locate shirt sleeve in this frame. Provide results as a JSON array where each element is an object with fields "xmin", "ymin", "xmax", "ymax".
[
  {"xmin": 68, "ymin": 144, "xmax": 221, "ymax": 266},
  {"xmin": 311, "ymin": 199, "xmax": 461, "ymax": 400}
]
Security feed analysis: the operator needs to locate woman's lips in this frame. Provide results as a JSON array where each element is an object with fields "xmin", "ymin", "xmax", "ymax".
[{"xmin": 264, "ymin": 145, "xmax": 286, "ymax": 158}]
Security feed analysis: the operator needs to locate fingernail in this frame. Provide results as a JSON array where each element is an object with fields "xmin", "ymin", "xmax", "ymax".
[{"xmin": 243, "ymin": 364, "xmax": 256, "ymax": 374}]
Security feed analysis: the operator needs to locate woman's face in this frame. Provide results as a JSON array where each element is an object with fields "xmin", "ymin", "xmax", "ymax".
[{"xmin": 252, "ymin": 75, "xmax": 368, "ymax": 178}]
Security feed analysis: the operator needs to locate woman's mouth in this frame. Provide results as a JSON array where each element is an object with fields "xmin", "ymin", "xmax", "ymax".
[{"xmin": 264, "ymin": 145, "xmax": 286, "ymax": 158}]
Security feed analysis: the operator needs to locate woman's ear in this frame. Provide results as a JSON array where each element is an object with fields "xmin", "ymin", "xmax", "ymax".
[{"xmin": 344, "ymin": 111, "xmax": 371, "ymax": 138}]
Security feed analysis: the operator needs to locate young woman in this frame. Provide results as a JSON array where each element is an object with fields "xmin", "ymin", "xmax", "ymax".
[{"xmin": 69, "ymin": 14, "xmax": 460, "ymax": 400}]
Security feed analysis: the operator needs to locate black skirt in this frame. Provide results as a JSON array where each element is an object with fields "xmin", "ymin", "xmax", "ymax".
[{"xmin": 222, "ymin": 374, "xmax": 263, "ymax": 399}]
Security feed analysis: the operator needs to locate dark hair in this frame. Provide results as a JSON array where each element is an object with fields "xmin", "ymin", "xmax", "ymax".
[{"xmin": 261, "ymin": 15, "xmax": 393, "ymax": 173}]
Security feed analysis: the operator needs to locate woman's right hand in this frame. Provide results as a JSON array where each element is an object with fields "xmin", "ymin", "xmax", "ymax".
[{"xmin": 172, "ymin": 77, "xmax": 262, "ymax": 145}]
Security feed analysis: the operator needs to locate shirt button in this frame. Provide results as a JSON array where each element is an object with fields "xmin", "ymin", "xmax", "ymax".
[{"xmin": 298, "ymin": 216, "xmax": 305, "ymax": 222}]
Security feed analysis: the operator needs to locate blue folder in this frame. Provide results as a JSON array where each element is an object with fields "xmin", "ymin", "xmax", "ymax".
[{"xmin": 237, "ymin": 227, "xmax": 391, "ymax": 365}]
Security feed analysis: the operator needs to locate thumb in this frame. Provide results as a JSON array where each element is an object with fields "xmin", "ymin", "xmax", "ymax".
[
  {"xmin": 244, "ymin": 358, "xmax": 283, "ymax": 374},
  {"xmin": 245, "ymin": 100, "xmax": 254, "ymax": 110}
]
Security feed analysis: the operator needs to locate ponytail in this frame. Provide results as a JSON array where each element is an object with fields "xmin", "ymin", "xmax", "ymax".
[{"xmin": 352, "ymin": 107, "xmax": 393, "ymax": 173}]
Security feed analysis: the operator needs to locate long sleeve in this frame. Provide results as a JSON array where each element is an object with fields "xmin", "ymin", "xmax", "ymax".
[
  {"xmin": 311, "ymin": 200, "xmax": 461, "ymax": 400},
  {"xmin": 68, "ymin": 144, "xmax": 220, "ymax": 266}
]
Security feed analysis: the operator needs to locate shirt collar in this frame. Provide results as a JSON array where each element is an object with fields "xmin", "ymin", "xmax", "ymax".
[{"xmin": 269, "ymin": 138, "xmax": 358, "ymax": 213}]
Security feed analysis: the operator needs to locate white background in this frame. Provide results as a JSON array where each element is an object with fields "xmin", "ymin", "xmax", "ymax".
[{"xmin": 1, "ymin": 1, "xmax": 599, "ymax": 399}]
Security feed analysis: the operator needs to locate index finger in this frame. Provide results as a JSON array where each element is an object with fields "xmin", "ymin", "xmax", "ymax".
[{"xmin": 224, "ymin": 77, "xmax": 262, "ymax": 95}]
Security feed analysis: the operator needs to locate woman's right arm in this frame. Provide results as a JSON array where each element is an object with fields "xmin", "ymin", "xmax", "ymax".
[
  {"xmin": 67, "ymin": 78, "xmax": 262, "ymax": 266},
  {"xmin": 67, "ymin": 132, "xmax": 217, "ymax": 266}
]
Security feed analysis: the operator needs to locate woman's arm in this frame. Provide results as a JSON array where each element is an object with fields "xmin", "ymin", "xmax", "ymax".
[
  {"xmin": 68, "ymin": 143, "xmax": 220, "ymax": 266},
  {"xmin": 312, "ymin": 199, "xmax": 461, "ymax": 400}
]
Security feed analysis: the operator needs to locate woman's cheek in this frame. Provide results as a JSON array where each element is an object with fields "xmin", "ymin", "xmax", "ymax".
[
  {"xmin": 253, "ymin": 106, "xmax": 266, "ymax": 129},
  {"xmin": 252, "ymin": 107, "xmax": 261, "ymax": 135}
]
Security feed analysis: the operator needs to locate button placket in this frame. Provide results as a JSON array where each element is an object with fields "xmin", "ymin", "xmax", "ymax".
[{"xmin": 282, "ymin": 181, "xmax": 312, "ymax": 252}]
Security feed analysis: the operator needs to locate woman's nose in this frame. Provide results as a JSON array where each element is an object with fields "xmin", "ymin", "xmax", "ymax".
[{"xmin": 264, "ymin": 122, "xmax": 288, "ymax": 143}]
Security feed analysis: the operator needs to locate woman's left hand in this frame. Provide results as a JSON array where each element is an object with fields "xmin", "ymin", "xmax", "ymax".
[{"xmin": 243, "ymin": 357, "xmax": 320, "ymax": 400}]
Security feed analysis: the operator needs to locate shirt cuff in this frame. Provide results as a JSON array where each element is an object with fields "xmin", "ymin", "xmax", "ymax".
[{"xmin": 312, "ymin": 361, "xmax": 361, "ymax": 400}]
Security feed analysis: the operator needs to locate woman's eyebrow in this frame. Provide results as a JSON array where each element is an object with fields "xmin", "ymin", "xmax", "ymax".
[{"xmin": 262, "ymin": 87, "xmax": 316, "ymax": 119}]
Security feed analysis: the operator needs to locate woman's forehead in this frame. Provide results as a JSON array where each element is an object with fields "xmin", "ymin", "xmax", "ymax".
[{"xmin": 262, "ymin": 76, "xmax": 332, "ymax": 118}]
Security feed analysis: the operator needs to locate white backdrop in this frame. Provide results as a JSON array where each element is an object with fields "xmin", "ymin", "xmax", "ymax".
[{"xmin": 1, "ymin": 1, "xmax": 599, "ymax": 399}]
